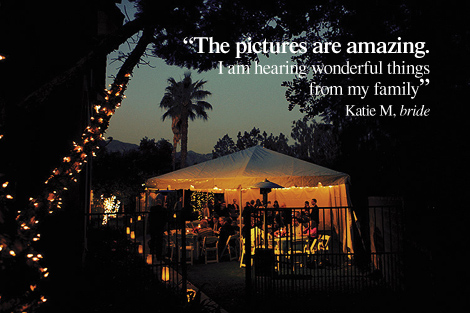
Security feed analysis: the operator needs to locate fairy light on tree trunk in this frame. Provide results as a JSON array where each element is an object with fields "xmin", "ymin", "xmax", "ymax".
[{"xmin": 0, "ymin": 30, "xmax": 154, "ymax": 312}]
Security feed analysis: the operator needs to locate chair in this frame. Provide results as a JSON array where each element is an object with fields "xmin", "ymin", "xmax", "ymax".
[
  {"xmin": 168, "ymin": 234, "xmax": 178, "ymax": 262},
  {"xmin": 287, "ymin": 239, "xmax": 307, "ymax": 271},
  {"xmin": 240, "ymin": 237, "xmax": 256, "ymax": 268},
  {"xmin": 304, "ymin": 234, "xmax": 331, "ymax": 269},
  {"xmin": 168, "ymin": 233, "xmax": 194, "ymax": 265},
  {"xmin": 318, "ymin": 234, "xmax": 330, "ymax": 252},
  {"xmin": 231, "ymin": 234, "xmax": 241, "ymax": 260},
  {"xmin": 202, "ymin": 236, "xmax": 219, "ymax": 264},
  {"xmin": 306, "ymin": 234, "xmax": 331, "ymax": 253},
  {"xmin": 221, "ymin": 234, "xmax": 239, "ymax": 261},
  {"xmin": 177, "ymin": 236, "xmax": 195, "ymax": 265},
  {"xmin": 306, "ymin": 236, "xmax": 320, "ymax": 254}
]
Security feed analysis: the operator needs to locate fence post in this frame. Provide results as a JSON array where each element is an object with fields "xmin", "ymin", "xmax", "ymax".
[
  {"xmin": 243, "ymin": 206, "xmax": 252, "ymax": 304},
  {"xmin": 179, "ymin": 211, "xmax": 187, "ymax": 294}
]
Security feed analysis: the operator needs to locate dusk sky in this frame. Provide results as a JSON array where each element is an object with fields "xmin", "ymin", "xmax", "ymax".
[{"xmin": 105, "ymin": 1, "xmax": 306, "ymax": 154}]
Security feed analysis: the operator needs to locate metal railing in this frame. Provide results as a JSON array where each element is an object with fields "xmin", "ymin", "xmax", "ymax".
[
  {"xmin": 85, "ymin": 204, "xmax": 405, "ymax": 310},
  {"xmin": 85, "ymin": 211, "xmax": 188, "ymax": 294},
  {"xmin": 242, "ymin": 206, "xmax": 405, "ymax": 302}
]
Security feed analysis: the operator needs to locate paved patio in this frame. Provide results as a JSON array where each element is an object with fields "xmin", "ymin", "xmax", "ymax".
[{"xmin": 186, "ymin": 260, "xmax": 246, "ymax": 313}]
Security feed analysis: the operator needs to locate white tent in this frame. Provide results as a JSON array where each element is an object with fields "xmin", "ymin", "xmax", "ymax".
[{"xmin": 146, "ymin": 146, "xmax": 355, "ymax": 253}]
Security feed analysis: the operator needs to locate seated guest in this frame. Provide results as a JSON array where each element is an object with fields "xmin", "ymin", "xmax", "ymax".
[
  {"xmin": 231, "ymin": 219, "xmax": 240, "ymax": 232},
  {"xmin": 292, "ymin": 217, "xmax": 305, "ymax": 238},
  {"xmin": 241, "ymin": 217, "xmax": 256, "ymax": 238},
  {"xmin": 274, "ymin": 227, "xmax": 287, "ymax": 238},
  {"xmin": 196, "ymin": 219, "xmax": 215, "ymax": 241},
  {"xmin": 209, "ymin": 214, "xmax": 219, "ymax": 231},
  {"xmin": 218, "ymin": 216, "xmax": 235, "ymax": 256},
  {"xmin": 215, "ymin": 216, "xmax": 225, "ymax": 232},
  {"xmin": 302, "ymin": 220, "xmax": 318, "ymax": 239}
]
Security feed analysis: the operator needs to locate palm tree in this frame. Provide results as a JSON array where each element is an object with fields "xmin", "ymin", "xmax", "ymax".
[{"xmin": 160, "ymin": 72, "xmax": 212, "ymax": 169}]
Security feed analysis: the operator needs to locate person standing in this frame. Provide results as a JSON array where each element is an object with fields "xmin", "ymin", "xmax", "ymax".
[
  {"xmin": 228, "ymin": 199, "xmax": 240, "ymax": 219},
  {"xmin": 303, "ymin": 200, "xmax": 310, "ymax": 213},
  {"xmin": 208, "ymin": 199, "xmax": 215, "ymax": 216},
  {"xmin": 219, "ymin": 201, "xmax": 229, "ymax": 217},
  {"xmin": 149, "ymin": 199, "xmax": 168, "ymax": 259},
  {"xmin": 310, "ymin": 198, "xmax": 320, "ymax": 227},
  {"xmin": 202, "ymin": 203, "xmax": 211, "ymax": 218}
]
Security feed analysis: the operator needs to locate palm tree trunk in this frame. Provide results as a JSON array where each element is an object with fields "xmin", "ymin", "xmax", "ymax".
[
  {"xmin": 180, "ymin": 116, "xmax": 189, "ymax": 168},
  {"xmin": 171, "ymin": 115, "xmax": 181, "ymax": 171},
  {"xmin": 172, "ymin": 135, "xmax": 178, "ymax": 171}
]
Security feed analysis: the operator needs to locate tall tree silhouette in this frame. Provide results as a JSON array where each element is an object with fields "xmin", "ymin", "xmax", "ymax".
[{"xmin": 160, "ymin": 72, "xmax": 212, "ymax": 169}]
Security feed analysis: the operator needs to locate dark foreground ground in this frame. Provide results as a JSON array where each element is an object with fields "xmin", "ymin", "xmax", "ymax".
[
  {"xmin": 35, "ymin": 230, "xmax": 197, "ymax": 313},
  {"xmin": 32, "ymin": 228, "xmax": 457, "ymax": 313},
  {"xmin": 187, "ymin": 261, "xmax": 246, "ymax": 312}
]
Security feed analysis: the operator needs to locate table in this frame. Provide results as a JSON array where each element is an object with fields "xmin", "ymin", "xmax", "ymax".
[{"xmin": 165, "ymin": 231, "xmax": 200, "ymax": 262}]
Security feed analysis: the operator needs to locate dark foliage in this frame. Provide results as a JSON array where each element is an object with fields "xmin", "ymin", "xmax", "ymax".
[
  {"xmin": 281, "ymin": 1, "xmax": 468, "ymax": 207},
  {"xmin": 212, "ymin": 127, "xmax": 292, "ymax": 159},
  {"xmin": 212, "ymin": 122, "xmax": 340, "ymax": 168},
  {"xmin": 93, "ymin": 137, "xmax": 172, "ymax": 206}
]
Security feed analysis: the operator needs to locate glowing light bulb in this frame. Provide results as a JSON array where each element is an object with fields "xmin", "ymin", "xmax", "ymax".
[{"xmin": 162, "ymin": 266, "xmax": 170, "ymax": 282}]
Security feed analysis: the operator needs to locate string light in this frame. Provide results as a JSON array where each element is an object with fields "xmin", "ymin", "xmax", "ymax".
[
  {"xmin": 101, "ymin": 195, "xmax": 120, "ymax": 225},
  {"xmin": 0, "ymin": 64, "xmax": 132, "ymax": 311},
  {"xmin": 190, "ymin": 191, "xmax": 214, "ymax": 220}
]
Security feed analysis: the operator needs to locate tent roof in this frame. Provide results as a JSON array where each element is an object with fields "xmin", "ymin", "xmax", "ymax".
[{"xmin": 145, "ymin": 146, "xmax": 350, "ymax": 190}]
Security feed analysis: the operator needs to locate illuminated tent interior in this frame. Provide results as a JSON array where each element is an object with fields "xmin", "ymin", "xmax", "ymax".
[{"xmin": 145, "ymin": 145, "xmax": 355, "ymax": 252}]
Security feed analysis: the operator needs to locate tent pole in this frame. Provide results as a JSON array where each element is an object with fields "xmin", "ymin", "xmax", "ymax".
[{"xmin": 239, "ymin": 188, "xmax": 243, "ymax": 257}]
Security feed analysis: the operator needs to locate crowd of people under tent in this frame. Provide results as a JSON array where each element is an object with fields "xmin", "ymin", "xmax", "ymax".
[{"xmin": 147, "ymin": 193, "xmax": 321, "ymax": 261}]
